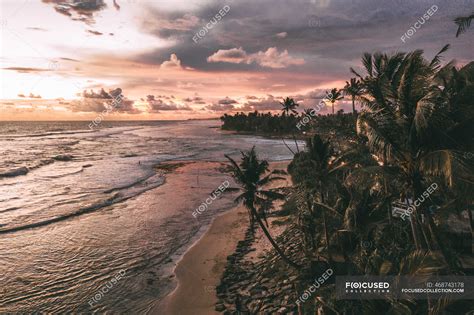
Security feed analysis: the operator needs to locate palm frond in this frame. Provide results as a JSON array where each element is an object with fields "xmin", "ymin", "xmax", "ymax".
[
  {"xmin": 455, "ymin": 13, "xmax": 474, "ymax": 37},
  {"xmin": 429, "ymin": 44, "xmax": 450, "ymax": 70}
]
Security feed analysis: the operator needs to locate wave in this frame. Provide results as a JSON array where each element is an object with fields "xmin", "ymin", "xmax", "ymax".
[
  {"xmin": 0, "ymin": 174, "xmax": 166, "ymax": 234},
  {"xmin": 0, "ymin": 129, "xmax": 96, "ymax": 139},
  {"xmin": 0, "ymin": 206, "xmax": 20, "ymax": 214},
  {"xmin": 41, "ymin": 166, "xmax": 86, "ymax": 179}
]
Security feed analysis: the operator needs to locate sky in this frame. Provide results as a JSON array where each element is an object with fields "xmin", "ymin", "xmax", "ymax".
[{"xmin": 0, "ymin": 0, "xmax": 472, "ymax": 120}]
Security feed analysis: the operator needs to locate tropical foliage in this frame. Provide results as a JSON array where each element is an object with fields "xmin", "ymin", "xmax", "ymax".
[
  {"xmin": 225, "ymin": 147, "xmax": 300, "ymax": 268},
  {"xmin": 222, "ymin": 46, "xmax": 474, "ymax": 314},
  {"xmin": 455, "ymin": 12, "xmax": 474, "ymax": 37},
  {"xmin": 343, "ymin": 78, "xmax": 364, "ymax": 113},
  {"xmin": 325, "ymin": 88, "xmax": 344, "ymax": 114}
]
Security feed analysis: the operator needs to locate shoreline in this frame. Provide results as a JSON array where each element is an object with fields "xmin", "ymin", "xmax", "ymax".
[
  {"xmin": 156, "ymin": 161, "xmax": 290, "ymax": 314},
  {"xmin": 156, "ymin": 204, "xmax": 249, "ymax": 314}
]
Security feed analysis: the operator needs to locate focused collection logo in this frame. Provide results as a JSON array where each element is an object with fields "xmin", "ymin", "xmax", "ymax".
[{"xmin": 345, "ymin": 281, "xmax": 390, "ymax": 293}]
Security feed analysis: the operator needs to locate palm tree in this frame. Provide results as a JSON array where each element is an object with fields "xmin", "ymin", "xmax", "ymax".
[
  {"xmin": 225, "ymin": 147, "xmax": 300, "ymax": 269},
  {"xmin": 325, "ymin": 88, "xmax": 344, "ymax": 114},
  {"xmin": 343, "ymin": 78, "xmax": 363, "ymax": 114},
  {"xmin": 280, "ymin": 97, "xmax": 299, "ymax": 116},
  {"xmin": 280, "ymin": 97, "xmax": 301, "ymax": 153},
  {"xmin": 455, "ymin": 12, "xmax": 474, "ymax": 37},
  {"xmin": 352, "ymin": 46, "xmax": 473, "ymax": 267},
  {"xmin": 288, "ymin": 135, "xmax": 347, "ymax": 263}
]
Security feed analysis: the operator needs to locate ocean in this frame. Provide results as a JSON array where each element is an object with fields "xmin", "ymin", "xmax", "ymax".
[{"xmin": 0, "ymin": 120, "xmax": 296, "ymax": 313}]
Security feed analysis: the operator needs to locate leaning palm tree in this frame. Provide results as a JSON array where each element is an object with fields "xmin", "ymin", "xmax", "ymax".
[
  {"xmin": 343, "ymin": 78, "xmax": 363, "ymax": 114},
  {"xmin": 455, "ymin": 12, "xmax": 474, "ymax": 37},
  {"xmin": 280, "ymin": 97, "xmax": 299, "ymax": 116},
  {"xmin": 225, "ymin": 147, "xmax": 300, "ymax": 269},
  {"xmin": 325, "ymin": 88, "xmax": 344, "ymax": 114}
]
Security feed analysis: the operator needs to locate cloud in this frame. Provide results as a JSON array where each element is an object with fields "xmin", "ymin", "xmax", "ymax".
[
  {"xmin": 184, "ymin": 96, "xmax": 206, "ymax": 104},
  {"xmin": 275, "ymin": 32, "xmax": 287, "ymax": 38},
  {"xmin": 69, "ymin": 87, "xmax": 140, "ymax": 114},
  {"xmin": 29, "ymin": 93, "xmax": 42, "ymax": 99},
  {"xmin": 3, "ymin": 67, "xmax": 51, "ymax": 73},
  {"xmin": 87, "ymin": 30, "xmax": 103, "ymax": 36},
  {"xmin": 205, "ymin": 103, "xmax": 236, "ymax": 112},
  {"xmin": 26, "ymin": 27, "xmax": 48, "ymax": 31},
  {"xmin": 207, "ymin": 47, "xmax": 248, "ymax": 64},
  {"xmin": 42, "ymin": 0, "xmax": 117, "ymax": 24},
  {"xmin": 146, "ymin": 95, "xmax": 192, "ymax": 112},
  {"xmin": 241, "ymin": 95, "xmax": 281, "ymax": 111},
  {"xmin": 161, "ymin": 54, "xmax": 182, "ymax": 69},
  {"xmin": 250, "ymin": 47, "xmax": 305, "ymax": 68},
  {"xmin": 141, "ymin": 9, "xmax": 200, "ymax": 39},
  {"xmin": 17, "ymin": 93, "xmax": 42, "ymax": 99},
  {"xmin": 82, "ymin": 88, "xmax": 119, "ymax": 99},
  {"xmin": 60, "ymin": 57, "xmax": 80, "ymax": 62},
  {"xmin": 207, "ymin": 47, "xmax": 304, "ymax": 69},
  {"xmin": 218, "ymin": 97, "xmax": 238, "ymax": 105}
]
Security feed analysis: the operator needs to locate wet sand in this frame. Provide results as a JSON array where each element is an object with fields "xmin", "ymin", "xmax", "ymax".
[
  {"xmin": 157, "ymin": 162, "xmax": 290, "ymax": 315},
  {"xmin": 157, "ymin": 205, "xmax": 249, "ymax": 315}
]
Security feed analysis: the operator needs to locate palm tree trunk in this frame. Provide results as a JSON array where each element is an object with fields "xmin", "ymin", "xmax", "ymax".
[
  {"xmin": 250, "ymin": 205, "xmax": 300, "ymax": 269},
  {"xmin": 468, "ymin": 204, "xmax": 473, "ymax": 236},
  {"xmin": 413, "ymin": 180, "xmax": 453, "ymax": 268},
  {"xmin": 352, "ymin": 96, "xmax": 356, "ymax": 114},
  {"xmin": 320, "ymin": 193, "xmax": 332, "ymax": 264},
  {"xmin": 322, "ymin": 211, "xmax": 332, "ymax": 263},
  {"xmin": 405, "ymin": 198, "xmax": 422, "ymax": 249},
  {"xmin": 332, "ymin": 102, "xmax": 335, "ymax": 114},
  {"xmin": 282, "ymin": 138, "xmax": 295, "ymax": 155},
  {"xmin": 292, "ymin": 132, "xmax": 300, "ymax": 153}
]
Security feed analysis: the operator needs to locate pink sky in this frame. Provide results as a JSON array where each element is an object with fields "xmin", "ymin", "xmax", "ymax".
[{"xmin": 0, "ymin": 0, "xmax": 471, "ymax": 120}]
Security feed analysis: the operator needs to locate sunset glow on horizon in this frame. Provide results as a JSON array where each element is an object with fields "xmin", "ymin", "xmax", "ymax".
[{"xmin": 1, "ymin": 0, "xmax": 472, "ymax": 120}]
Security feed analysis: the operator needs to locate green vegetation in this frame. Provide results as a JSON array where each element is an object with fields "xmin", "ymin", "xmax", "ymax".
[
  {"xmin": 223, "ymin": 47, "xmax": 474, "ymax": 314},
  {"xmin": 455, "ymin": 12, "xmax": 474, "ymax": 37}
]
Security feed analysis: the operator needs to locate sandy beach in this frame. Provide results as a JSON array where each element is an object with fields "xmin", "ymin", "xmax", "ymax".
[
  {"xmin": 157, "ymin": 205, "xmax": 249, "ymax": 315},
  {"xmin": 157, "ymin": 162, "xmax": 290, "ymax": 315}
]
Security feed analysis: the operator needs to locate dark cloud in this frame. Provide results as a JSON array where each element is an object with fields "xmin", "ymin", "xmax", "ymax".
[
  {"xmin": 82, "ymin": 88, "xmax": 120, "ymax": 99},
  {"xmin": 146, "ymin": 95, "xmax": 193, "ymax": 112},
  {"xmin": 60, "ymin": 57, "xmax": 80, "ymax": 62},
  {"xmin": 218, "ymin": 97, "xmax": 238, "ymax": 105},
  {"xmin": 4, "ymin": 67, "xmax": 51, "ymax": 73},
  {"xmin": 26, "ymin": 27, "xmax": 48, "ymax": 31},
  {"xmin": 135, "ymin": 0, "xmax": 472, "ymax": 75},
  {"xmin": 184, "ymin": 96, "xmax": 206, "ymax": 104},
  {"xmin": 42, "ymin": 0, "xmax": 119, "ymax": 24},
  {"xmin": 205, "ymin": 103, "xmax": 236, "ymax": 112},
  {"xmin": 240, "ymin": 95, "xmax": 281, "ymax": 111},
  {"xmin": 141, "ymin": 7, "xmax": 200, "ymax": 39},
  {"xmin": 17, "ymin": 93, "xmax": 42, "ymax": 99},
  {"xmin": 87, "ymin": 30, "xmax": 103, "ymax": 35},
  {"xmin": 69, "ymin": 87, "xmax": 140, "ymax": 114}
]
